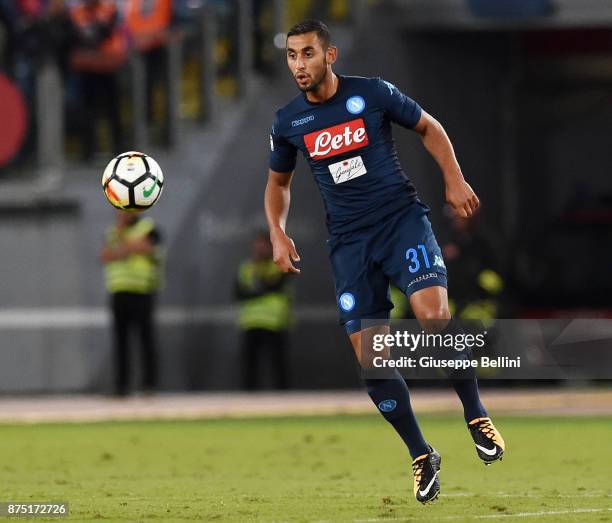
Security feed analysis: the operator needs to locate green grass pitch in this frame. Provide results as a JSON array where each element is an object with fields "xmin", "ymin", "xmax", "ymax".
[{"xmin": 1, "ymin": 415, "xmax": 611, "ymax": 522}]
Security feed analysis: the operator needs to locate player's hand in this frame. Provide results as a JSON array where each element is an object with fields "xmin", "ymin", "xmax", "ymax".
[
  {"xmin": 445, "ymin": 178, "xmax": 480, "ymax": 218},
  {"xmin": 270, "ymin": 229, "xmax": 301, "ymax": 274}
]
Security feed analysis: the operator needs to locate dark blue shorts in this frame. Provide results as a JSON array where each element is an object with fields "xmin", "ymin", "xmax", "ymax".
[{"xmin": 327, "ymin": 202, "xmax": 448, "ymax": 334}]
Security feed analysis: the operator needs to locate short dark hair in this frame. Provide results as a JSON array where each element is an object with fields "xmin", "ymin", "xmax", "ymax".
[{"xmin": 286, "ymin": 19, "xmax": 331, "ymax": 48}]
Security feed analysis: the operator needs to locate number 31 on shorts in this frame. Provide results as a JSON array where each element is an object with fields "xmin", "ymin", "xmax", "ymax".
[{"xmin": 405, "ymin": 244, "xmax": 431, "ymax": 273}]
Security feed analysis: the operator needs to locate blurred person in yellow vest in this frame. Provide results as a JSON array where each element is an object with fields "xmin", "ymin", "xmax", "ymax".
[
  {"xmin": 100, "ymin": 210, "xmax": 163, "ymax": 397},
  {"xmin": 235, "ymin": 231, "xmax": 292, "ymax": 390},
  {"xmin": 390, "ymin": 284, "xmax": 410, "ymax": 320},
  {"xmin": 441, "ymin": 209, "xmax": 504, "ymax": 323}
]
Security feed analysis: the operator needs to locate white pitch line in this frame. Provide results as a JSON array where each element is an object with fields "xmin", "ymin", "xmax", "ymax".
[
  {"xmin": 355, "ymin": 507, "xmax": 612, "ymax": 522},
  {"xmin": 442, "ymin": 492, "xmax": 610, "ymax": 499},
  {"xmin": 473, "ymin": 508, "xmax": 612, "ymax": 519}
]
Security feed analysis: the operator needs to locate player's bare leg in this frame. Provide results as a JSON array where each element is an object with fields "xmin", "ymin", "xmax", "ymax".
[
  {"xmin": 349, "ymin": 324, "xmax": 390, "ymax": 369},
  {"xmin": 410, "ymin": 286, "xmax": 505, "ymax": 464},
  {"xmin": 350, "ymin": 325, "xmax": 441, "ymax": 503},
  {"xmin": 409, "ymin": 285, "xmax": 451, "ymax": 331}
]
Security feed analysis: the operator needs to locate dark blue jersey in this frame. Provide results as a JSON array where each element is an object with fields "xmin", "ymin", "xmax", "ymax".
[{"xmin": 269, "ymin": 75, "xmax": 423, "ymax": 235}]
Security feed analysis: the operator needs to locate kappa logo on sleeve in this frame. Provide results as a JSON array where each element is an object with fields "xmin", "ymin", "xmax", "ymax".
[
  {"xmin": 433, "ymin": 255, "xmax": 446, "ymax": 269},
  {"xmin": 304, "ymin": 118, "xmax": 369, "ymax": 159}
]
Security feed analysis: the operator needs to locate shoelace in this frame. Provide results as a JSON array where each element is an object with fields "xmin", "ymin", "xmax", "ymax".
[
  {"xmin": 476, "ymin": 418, "xmax": 496, "ymax": 440},
  {"xmin": 412, "ymin": 458, "xmax": 425, "ymax": 484}
]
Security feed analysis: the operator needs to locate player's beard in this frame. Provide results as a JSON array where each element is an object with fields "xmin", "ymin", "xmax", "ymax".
[{"xmin": 296, "ymin": 61, "xmax": 328, "ymax": 93}]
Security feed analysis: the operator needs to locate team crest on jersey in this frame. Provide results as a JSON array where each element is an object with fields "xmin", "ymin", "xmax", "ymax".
[
  {"xmin": 346, "ymin": 95, "xmax": 365, "ymax": 115},
  {"xmin": 339, "ymin": 292, "xmax": 356, "ymax": 312},
  {"xmin": 304, "ymin": 118, "xmax": 369, "ymax": 160}
]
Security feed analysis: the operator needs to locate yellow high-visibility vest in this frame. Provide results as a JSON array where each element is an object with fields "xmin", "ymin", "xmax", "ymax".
[
  {"xmin": 390, "ymin": 285, "xmax": 409, "ymax": 320},
  {"xmin": 237, "ymin": 260, "xmax": 290, "ymax": 332},
  {"xmin": 104, "ymin": 218, "xmax": 162, "ymax": 294}
]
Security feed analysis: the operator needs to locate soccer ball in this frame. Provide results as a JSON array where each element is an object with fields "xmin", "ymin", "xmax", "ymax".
[{"xmin": 102, "ymin": 151, "xmax": 164, "ymax": 211}]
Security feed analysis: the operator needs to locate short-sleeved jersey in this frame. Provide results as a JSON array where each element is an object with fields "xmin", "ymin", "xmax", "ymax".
[{"xmin": 269, "ymin": 75, "xmax": 423, "ymax": 235}]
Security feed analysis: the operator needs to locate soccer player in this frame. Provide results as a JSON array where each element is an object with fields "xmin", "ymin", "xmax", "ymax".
[{"xmin": 264, "ymin": 19, "xmax": 505, "ymax": 504}]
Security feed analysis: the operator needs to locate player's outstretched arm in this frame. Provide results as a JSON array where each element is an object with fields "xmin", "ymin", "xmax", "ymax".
[
  {"xmin": 265, "ymin": 169, "xmax": 301, "ymax": 274},
  {"xmin": 414, "ymin": 110, "xmax": 480, "ymax": 217}
]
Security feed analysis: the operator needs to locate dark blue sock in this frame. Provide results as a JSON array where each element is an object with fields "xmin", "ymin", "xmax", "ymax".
[
  {"xmin": 441, "ymin": 317, "xmax": 488, "ymax": 422},
  {"xmin": 365, "ymin": 370, "xmax": 430, "ymax": 459},
  {"xmin": 452, "ymin": 377, "xmax": 488, "ymax": 422}
]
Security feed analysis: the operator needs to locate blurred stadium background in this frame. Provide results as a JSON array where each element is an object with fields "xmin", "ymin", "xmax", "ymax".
[
  {"xmin": 0, "ymin": 0, "xmax": 610, "ymax": 395},
  {"xmin": 0, "ymin": 1, "xmax": 611, "ymax": 521}
]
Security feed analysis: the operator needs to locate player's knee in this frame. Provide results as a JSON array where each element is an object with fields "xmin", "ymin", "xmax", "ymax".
[
  {"xmin": 416, "ymin": 306, "xmax": 451, "ymax": 332},
  {"xmin": 417, "ymin": 305, "xmax": 450, "ymax": 321}
]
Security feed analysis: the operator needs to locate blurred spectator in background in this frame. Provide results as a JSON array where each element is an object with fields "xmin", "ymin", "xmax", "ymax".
[
  {"xmin": 0, "ymin": 0, "xmax": 74, "ymax": 164},
  {"xmin": 69, "ymin": 0, "xmax": 127, "ymax": 160},
  {"xmin": 235, "ymin": 231, "xmax": 292, "ymax": 390},
  {"xmin": 125, "ymin": 0, "xmax": 172, "ymax": 141},
  {"xmin": 441, "ymin": 209, "xmax": 505, "ymax": 321},
  {"xmin": 0, "ymin": 0, "xmax": 46, "ymax": 99},
  {"xmin": 252, "ymin": 0, "xmax": 275, "ymax": 74},
  {"xmin": 46, "ymin": 1, "xmax": 77, "ymax": 71},
  {"xmin": 100, "ymin": 210, "xmax": 163, "ymax": 397}
]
